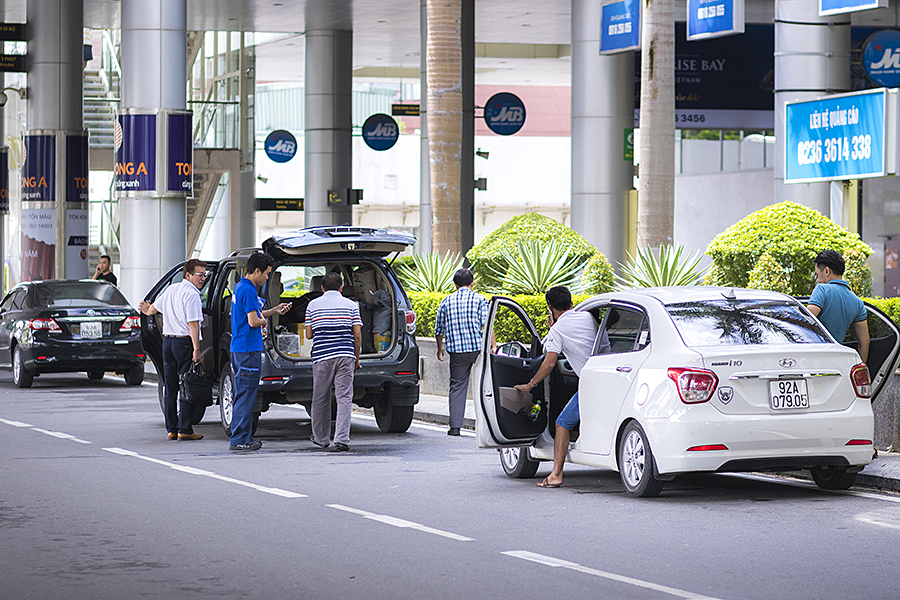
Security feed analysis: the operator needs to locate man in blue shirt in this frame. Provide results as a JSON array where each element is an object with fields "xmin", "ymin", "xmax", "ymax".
[
  {"xmin": 229, "ymin": 252, "xmax": 291, "ymax": 451},
  {"xmin": 808, "ymin": 249, "xmax": 869, "ymax": 362}
]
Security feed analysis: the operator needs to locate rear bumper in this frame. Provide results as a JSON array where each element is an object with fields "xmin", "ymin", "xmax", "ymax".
[
  {"xmin": 643, "ymin": 399, "xmax": 875, "ymax": 475},
  {"xmin": 22, "ymin": 339, "xmax": 145, "ymax": 373}
]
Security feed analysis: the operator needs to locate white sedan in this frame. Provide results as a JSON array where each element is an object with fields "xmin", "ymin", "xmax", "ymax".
[{"xmin": 474, "ymin": 287, "xmax": 900, "ymax": 497}]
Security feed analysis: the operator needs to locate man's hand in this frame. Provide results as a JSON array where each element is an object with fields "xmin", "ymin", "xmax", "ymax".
[
  {"xmin": 436, "ymin": 346, "xmax": 444, "ymax": 362},
  {"xmin": 138, "ymin": 300, "xmax": 151, "ymax": 315},
  {"xmin": 514, "ymin": 382, "xmax": 533, "ymax": 393},
  {"xmin": 192, "ymin": 348, "xmax": 202, "ymax": 364}
]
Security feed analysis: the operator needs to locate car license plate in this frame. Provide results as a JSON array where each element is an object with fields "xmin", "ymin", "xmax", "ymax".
[
  {"xmin": 81, "ymin": 321, "xmax": 102, "ymax": 339},
  {"xmin": 769, "ymin": 379, "xmax": 809, "ymax": 410}
]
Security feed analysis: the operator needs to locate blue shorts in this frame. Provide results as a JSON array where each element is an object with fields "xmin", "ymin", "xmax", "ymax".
[{"xmin": 555, "ymin": 392, "xmax": 579, "ymax": 430}]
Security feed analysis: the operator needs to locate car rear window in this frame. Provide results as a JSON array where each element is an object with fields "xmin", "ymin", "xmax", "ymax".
[
  {"xmin": 33, "ymin": 283, "xmax": 129, "ymax": 308},
  {"xmin": 665, "ymin": 300, "xmax": 830, "ymax": 346}
]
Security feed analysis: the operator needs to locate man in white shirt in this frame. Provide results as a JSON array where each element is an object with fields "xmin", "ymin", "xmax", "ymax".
[
  {"xmin": 139, "ymin": 259, "xmax": 207, "ymax": 441},
  {"xmin": 514, "ymin": 286, "xmax": 600, "ymax": 488}
]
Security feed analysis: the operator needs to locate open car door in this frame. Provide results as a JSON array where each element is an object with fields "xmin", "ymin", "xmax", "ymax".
[
  {"xmin": 474, "ymin": 297, "xmax": 547, "ymax": 448},
  {"xmin": 850, "ymin": 302, "xmax": 900, "ymax": 406}
]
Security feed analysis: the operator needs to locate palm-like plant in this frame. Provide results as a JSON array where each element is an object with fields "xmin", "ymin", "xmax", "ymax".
[
  {"xmin": 396, "ymin": 252, "xmax": 462, "ymax": 293},
  {"xmin": 482, "ymin": 240, "xmax": 589, "ymax": 295},
  {"xmin": 617, "ymin": 244, "xmax": 707, "ymax": 290}
]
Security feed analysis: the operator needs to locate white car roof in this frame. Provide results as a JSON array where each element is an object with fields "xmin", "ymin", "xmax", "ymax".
[{"xmin": 579, "ymin": 286, "xmax": 795, "ymax": 309}]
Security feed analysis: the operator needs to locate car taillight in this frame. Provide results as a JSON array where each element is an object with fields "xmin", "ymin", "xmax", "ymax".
[
  {"xmin": 850, "ymin": 363, "xmax": 871, "ymax": 398},
  {"xmin": 119, "ymin": 316, "xmax": 141, "ymax": 332},
  {"xmin": 29, "ymin": 318, "xmax": 61, "ymax": 333},
  {"xmin": 667, "ymin": 367, "xmax": 718, "ymax": 404},
  {"xmin": 404, "ymin": 309, "xmax": 416, "ymax": 334}
]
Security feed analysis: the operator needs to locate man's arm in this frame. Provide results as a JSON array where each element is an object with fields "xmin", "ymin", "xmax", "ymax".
[
  {"xmin": 353, "ymin": 324, "xmax": 362, "ymax": 369},
  {"xmin": 853, "ymin": 320, "xmax": 869, "ymax": 362},
  {"xmin": 138, "ymin": 300, "xmax": 158, "ymax": 315},
  {"xmin": 246, "ymin": 310, "xmax": 266, "ymax": 328},
  {"xmin": 514, "ymin": 351, "xmax": 559, "ymax": 393},
  {"xmin": 188, "ymin": 321, "xmax": 201, "ymax": 363},
  {"xmin": 305, "ymin": 324, "xmax": 313, "ymax": 340},
  {"xmin": 807, "ymin": 304, "xmax": 821, "ymax": 317},
  {"xmin": 435, "ymin": 334, "xmax": 445, "ymax": 362}
]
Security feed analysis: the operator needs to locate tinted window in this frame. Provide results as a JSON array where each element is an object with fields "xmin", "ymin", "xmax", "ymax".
[
  {"xmin": 33, "ymin": 283, "xmax": 129, "ymax": 308},
  {"xmin": 666, "ymin": 300, "xmax": 830, "ymax": 346},
  {"xmin": 603, "ymin": 306, "xmax": 650, "ymax": 354}
]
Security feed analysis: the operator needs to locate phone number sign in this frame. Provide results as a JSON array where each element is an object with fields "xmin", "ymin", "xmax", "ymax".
[{"xmin": 785, "ymin": 88, "xmax": 892, "ymax": 183}]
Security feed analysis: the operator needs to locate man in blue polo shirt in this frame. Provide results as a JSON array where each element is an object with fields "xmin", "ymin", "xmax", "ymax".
[
  {"xmin": 229, "ymin": 252, "xmax": 291, "ymax": 451},
  {"xmin": 807, "ymin": 249, "xmax": 869, "ymax": 362}
]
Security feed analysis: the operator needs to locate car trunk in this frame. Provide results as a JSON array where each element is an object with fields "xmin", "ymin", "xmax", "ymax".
[{"xmin": 45, "ymin": 308, "xmax": 137, "ymax": 341}]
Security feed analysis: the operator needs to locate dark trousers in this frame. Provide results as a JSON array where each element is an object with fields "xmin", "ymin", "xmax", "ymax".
[
  {"xmin": 162, "ymin": 337, "xmax": 194, "ymax": 434},
  {"xmin": 449, "ymin": 351, "xmax": 479, "ymax": 429},
  {"xmin": 230, "ymin": 351, "xmax": 261, "ymax": 446}
]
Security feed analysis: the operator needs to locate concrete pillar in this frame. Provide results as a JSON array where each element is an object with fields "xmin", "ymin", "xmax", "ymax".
[
  {"xmin": 118, "ymin": 0, "xmax": 187, "ymax": 305},
  {"xmin": 234, "ymin": 34, "xmax": 256, "ymax": 249},
  {"xmin": 460, "ymin": 0, "xmax": 475, "ymax": 257},
  {"xmin": 419, "ymin": 0, "xmax": 432, "ymax": 254},
  {"xmin": 571, "ymin": 0, "xmax": 634, "ymax": 266},
  {"xmin": 774, "ymin": 0, "xmax": 850, "ymax": 215},
  {"xmin": 304, "ymin": 30, "xmax": 353, "ymax": 228}
]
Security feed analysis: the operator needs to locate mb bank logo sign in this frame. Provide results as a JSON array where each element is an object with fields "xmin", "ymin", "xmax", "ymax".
[
  {"xmin": 264, "ymin": 130, "xmax": 297, "ymax": 163},
  {"xmin": 362, "ymin": 114, "xmax": 399, "ymax": 151},
  {"xmin": 484, "ymin": 92, "xmax": 526, "ymax": 136},
  {"xmin": 864, "ymin": 30, "xmax": 900, "ymax": 88}
]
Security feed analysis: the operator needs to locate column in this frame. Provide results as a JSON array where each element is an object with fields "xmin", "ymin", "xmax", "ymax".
[
  {"xmin": 570, "ymin": 0, "xmax": 634, "ymax": 266},
  {"xmin": 460, "ymin": 0, "xmax": 475, "ymax": 257},
  {"xmin": 234, "ymin": 33, "xmax": 256, "ymax": 249},
  {"xmin": 774, "ymin": 0, "xmax": 850, "ymax": 215},
  {"xmin": 418, "ymin": 0, "xmax": 432, "ymax": 254},
  {"xmin": 304, "ymin": 30, "xmax": 353, "ymax": 228}
]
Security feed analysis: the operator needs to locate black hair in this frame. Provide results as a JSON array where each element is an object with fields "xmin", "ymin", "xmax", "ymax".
[
  {"xmin": 453, "ymin": 268, "xmax": 474, "ymax": 288},
  {"xmin": 545, "ymin": 286, "xmax": 572, "ymax": 312},
  {"xmin": 814, "ymin": 250, "xmax": 845, "ymax": 276},
  {"xmin": 183, "ymin": 258, "xmax": 207, "ymax": 277},
  {"xmin": 247, "ymin": 251, "xmax": 275, "ymax": 275},
  {"xmin": 322, "ymin": 272, "xmax": 343, "ymax": 291},
  {"xmin": 100, "ymin": 254, "xmax": 111, "ymax": 262}
]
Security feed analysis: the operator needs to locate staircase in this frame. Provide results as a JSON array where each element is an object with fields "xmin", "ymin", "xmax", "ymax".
[{"xmin": 83, "ymin": 69, "xmax": 118, "ymax": 149}]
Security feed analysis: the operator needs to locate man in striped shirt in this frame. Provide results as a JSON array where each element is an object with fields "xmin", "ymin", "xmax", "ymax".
[
  {"xmin": 305, "ymin": 272, "xmax": 362, "ymax": 452},
  {"xmin": 435, "ymin": 268, "xmax": 491, "ymax": 436}
]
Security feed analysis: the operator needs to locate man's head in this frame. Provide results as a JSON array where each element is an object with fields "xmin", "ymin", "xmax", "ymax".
[
  {"xmin": 321, "ymin": 272, "xmax": 343, "ymax": 291},
  {"xmin": 545, "ymin": 286, "xmax": 572, "ymax": 313},
  {"xmin": 453, "ymin": 268, "xmax": 474, "ymax": 289},
  {"xmin": 98, "ymin": 255, "xmax": 111, "ymax": 273},
  {"xmin": 183, "ymin": 258, "xmax": 208, "ymax": 289},
  {"xmin": 814, "ymin": 250, "xmax": 845, "ymax": 284},
  {"xmin": 246, "ymin": 252, "xmax": 275, "ymax": 286}
]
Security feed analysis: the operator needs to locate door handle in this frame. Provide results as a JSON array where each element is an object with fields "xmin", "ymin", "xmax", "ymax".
[{"xmin": 616, "ymin": 366, "xmax": 632, "ymax": 373}]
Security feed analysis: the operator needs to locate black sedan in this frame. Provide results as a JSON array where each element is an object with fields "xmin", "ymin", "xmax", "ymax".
[{"xmin": 0, "ymin": 280, "xmax": 145, "ymax": 388}]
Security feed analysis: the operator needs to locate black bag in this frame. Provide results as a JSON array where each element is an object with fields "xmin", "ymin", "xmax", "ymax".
[{"xmin": 179, "ymin": 362, "xmax": 214, "ymax": 406}]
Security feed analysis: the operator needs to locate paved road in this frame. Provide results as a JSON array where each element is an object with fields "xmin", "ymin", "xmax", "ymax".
[{"xmin": 2, "ymin": 373, "xmax": 900, "ymax": 600}]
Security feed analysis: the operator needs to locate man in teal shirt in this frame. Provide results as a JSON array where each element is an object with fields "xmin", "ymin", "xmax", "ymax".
[{"xmin": 807, "ymin": 250, "xmax": 869, "ymax": 362}]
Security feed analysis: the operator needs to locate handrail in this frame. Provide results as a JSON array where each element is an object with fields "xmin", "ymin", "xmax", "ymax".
[{"xmin": 101, "ymin": 30, "xmax": 122, "ymax": 78}]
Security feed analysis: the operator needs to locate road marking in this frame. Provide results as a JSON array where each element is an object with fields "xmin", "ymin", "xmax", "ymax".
[
  {"xmin": 855, "ymin": 510, "xmax": 900, "ymax": 530},
  {"xmin": 102, "ymin": 447, "xmax": 306, "ymax": 498},
  {"xmin": 729, "ymin": 473, "xmax": 900, "ymax": 504},
  {"xmin": 502, "ymin": 551, "xmax": 724, "ymax": 600},
  {"xmin": 30, "ymin": 428, "xmax": 92, "ymax": 444},
  {"xmin": 0, "ymin": 418, "xmax": 33, "ymax": 427},
  {"xmin": 327, "ymin": 503, "xmax": 475, "ymax": 541},
  {"xmin": 351, "ymin": 413, "xmax": 477, "ymax": 436}
]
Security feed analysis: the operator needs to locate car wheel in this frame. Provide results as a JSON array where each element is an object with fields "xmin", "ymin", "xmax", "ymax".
[
  {"xmin": 87, "ymin": 369, "xmax": 105, "ymax": 380},
  {"xmin": 218, "ymin": 363, "xmax": 259, "ymax": 436},
  {"xmin": 124, "ymin": 365, "xmax": 144, "ymax": 386},
  {"xmin": 499, "ymin": 447, "xmax": 540, "ymax": 479},
  {"xmin": 811, "ymin": 466, "xmax": 858, "ymax": 490},
  {"xmin": 374, "ymin": 400, "xmax": 414, "ymax": 433},
  {"xmin": 12, "ymin": 346, "xmax": 33, "ymax": 389},
  {"xmin": 618, "ymin": 421, "xmax": 664, "ymax": 498}
]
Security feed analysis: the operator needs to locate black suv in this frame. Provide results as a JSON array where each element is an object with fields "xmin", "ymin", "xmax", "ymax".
[{"xmin": 141, "ymin": 226, "xmax": 420, "ymax": 434}]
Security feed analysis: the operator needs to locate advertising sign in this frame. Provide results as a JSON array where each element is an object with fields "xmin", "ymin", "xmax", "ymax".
[
  {"xmin": 0, "ymin": 148, "xmax": 8, "ymax": 214},
  {"xmin": 863, "ymin": 30, "xmax": 900, "ymax": 88},
  {"xmin": 601, "ymin": 0, "xmax": 641, "ymax": 54},
  {"xmin": 115, "ymin": 114, "xmax": 156, "ymax": 193},
  {"xmin": 66, "ymin": 134, "xmax": 88, "ymax": 203},
  {"xmin": 65, "ymin": 209, "xmax": 89, "ymax": 279},
  {"xmin": 362, "ymin": 114, "xmax": 400, "ymax": 150},
  {"xmin": 168, "ymin": 112, "xmax": 193, "ymax": 194},
  {"xmin": 820, "ymin": 0, "xmax": 888, "ymax": 16},
  {"xmin": 257, "ymin": 198, "xmax": 303, "ymax": 211},
  {"xmin": 21, "ymin": 208, "xmax": 55, "ymax": 281},
  {"xmin": 785, "ymin": 89, "xmax": 890, "ymax": 183},
  {"xmin": 392, "ymin": 104, "xmax": 420, "ymax": 117},
  {"xmin": 264, "ymin": 130, "xmax": 298, "ymax": 163},
  {"xmin": 687, "ymin": 0, "xmax": 745, "ymax": 41},
  {"xmin": 483, "ymin": 92, "xmax": 526, "ymax": 136},
  {"xmin": 21, "ymin": 135, "xmax": 55, "ymax": 202}
]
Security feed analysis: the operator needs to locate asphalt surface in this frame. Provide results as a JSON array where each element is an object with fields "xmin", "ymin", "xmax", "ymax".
[{"xmin": 3, "ymin": 372, "xmax": 900, "ymax": 600}]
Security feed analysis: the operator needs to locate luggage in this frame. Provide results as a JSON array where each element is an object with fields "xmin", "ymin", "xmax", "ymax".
[{"xmin": 179, "ymin": 362, "xmax": 214, "ymax": 406}]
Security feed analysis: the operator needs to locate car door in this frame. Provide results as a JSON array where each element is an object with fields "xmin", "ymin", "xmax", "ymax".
[
  {"xmin": 0, "ymin": 289, "xmax": 25, "ymax": 366},
  {"xmin": 845, "ymin": 301, "xmax": 900, "ymax": 405},
  {"xmin": 577, "ymin": 303, "xmax": 652, "ymax": 456},
  {"xmin": 474, "ymin": 297, "xmax": 547, "ymax": 448}
]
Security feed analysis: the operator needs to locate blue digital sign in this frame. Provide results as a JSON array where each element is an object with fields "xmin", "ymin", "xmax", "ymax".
[
  {"xmin": 65, "ymin": 134, "xmax": 88, "ymax": 203},
  {"xmin": 168, "ymin": 112, "xmax": 193, "ymax": 194},
  {"xmin": 361, "ymin": 114, "xmax": 400, "ymax": 150},
  {"xmin": 115, "ymin": 114, "xmax": 157, "ymax": 193},
  {"xmin": 483, "ymin": 93, "xmax": 526, "ymax": 136},
  {"xmin": 264, "ymin": 130, "xmax": 298, "ymax": 163},
  {"xmin": 785, "ymin": 89, "xmax": 888, "ymax": 183},
  {"xmin": 22, "ymin": 135, "xmax": 55, "ymax": 202},
  {"xmin": 820, "ymin": 0, "xmax": 888, "ymax": 17},
  {"xmin": 600, "ymin": 0, "xmax": 640, "ymax": 55},
  {"xmin": 687, "ymin": 0, "xmax": 744, "ymax": 41}
]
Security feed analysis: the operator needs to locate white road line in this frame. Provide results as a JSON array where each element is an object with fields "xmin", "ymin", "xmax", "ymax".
[
  {"xmin": 0, "ymin": 418, "xmax": 33, "ymax": 427},
  {"xmin": 327, "ymin": 503, "xmax": 475, "ymax": 541},
  {"xmin": 31, "ymin": 428, "xmax": 92, "ymax": 444},
  {"xmin": 278, "ymin": 404, "xmax": 477, "ymax": 436},
  {"xmin": 854, "ymin": 510, "xmax": 900, "ymax": 530},
  {"xmin": 102, "ymin": 447, "xmax": 306, "ymax": 498},
  {"xmin": 729, "ymin": 473, "xmax": 900, "ymax": 504},
  {"xmin": 502, "ymin": 551, "xmax": 725, "ymax": 600}
]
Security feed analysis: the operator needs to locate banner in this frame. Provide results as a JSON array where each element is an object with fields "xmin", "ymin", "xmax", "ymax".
[
  {"xmin": 687, "ymin": 0, "xmax": 745, "ymax": 41},
  {"xmin": 0, "ymin": 148, "xmax": 8, "ymax": 214},
  {"xmin": 66, "ymin": 134, "xmax": 88, "ymax": 203},
  {"xmin": 115, "ymin": 114, "xmax": 156, "ymax": 193},
  {"xmin": 600, "ymin": 0, "xmax": 641, "ymax": 54},
  {"xmin": 21, "ymin": 208, "xmax": 55, "ymax": 281},
  {"xmin": 168, "ymin": 112, "xmax": 193, "ymax": 194},
  {"xmin": 22, "ymin": 135, "xmax": 55, "ymax": 202}
]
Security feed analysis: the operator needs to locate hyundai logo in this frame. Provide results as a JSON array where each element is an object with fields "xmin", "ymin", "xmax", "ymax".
[{"xmin": 779, "ymin": 358, "xmax": 796, "ymax": 368}]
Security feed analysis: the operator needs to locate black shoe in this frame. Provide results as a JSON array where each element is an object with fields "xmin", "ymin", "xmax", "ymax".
[
  {"xmin": 229, "ymin": 440, "xmax": 262, "ymax": 452},
  {"xmin": 448, "ymin": 428, "xmax": 461, "ymax": 436},
  {"xmin": 309, "ymin": 435, "xmax": 329, "ymax": 449},
  {"xmin": 331, "ymin": 442, "xmax": 350, "ymax": 452}
]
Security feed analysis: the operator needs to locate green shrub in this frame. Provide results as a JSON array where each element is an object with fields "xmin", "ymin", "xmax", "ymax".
[
  {"xmin": 844, "ymin": 248, "xmax": 873, "ymax": 298},
  {"xmin": 481, "ymin": 240, "xmax": 589, "ymax": 295},
  {"xmin": 706, "ymin": 201, "xmax": 872, "ymax": 296},
  {"xmin": 396, "ymin": 252, "xmax": 462, "ymax": 293},
  {"xmin": 747, "ymin": 253, "xmax": 792, "ymax": 294},
  {"xmin": 582, "ymin": 252, "xmax": 616, "ymax": 294},
  {"xmin": 703, "ymin": 263, "xmax": 727, "ymax": 286},
  {"xmin": 617, "ymin": 244, "xmax": 706, "ymax": 289},
  {"xmin": 466, "ymin": 213, "xmax": 595, "ymax": 290}
]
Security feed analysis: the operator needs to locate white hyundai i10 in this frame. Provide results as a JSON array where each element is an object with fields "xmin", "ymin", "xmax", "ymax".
[{"xmin": 474, "ymin": 287, "xmax": 900, "ymax": 497}]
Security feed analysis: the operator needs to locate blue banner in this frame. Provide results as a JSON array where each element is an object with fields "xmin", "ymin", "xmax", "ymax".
[
  {"xmin": 785, "ymin": 89, "xmax": 887, "ymax": 183},
  {"xmin": 22, "ymin": 135, "xmax": 55, "ymax": 202},
  {"xmin": 820, "ymin": 0, "xmax": 887, "ymax": 16},
  {"xmin": 66, "ymin": 134, "xmax": 88, "ymax": 203},
  {"xmin": 168, "ymin": 112, "xmax": 193, "ymax": 194},
  {"xmin": 115, "ymin": 114, "xmax": 156, "ymax": 193},
  {"xmin": 0, "ymin": 149, "xmax": 8, "ymax": 214},
  {"xmin": 687, "ymin": 0, "xmax": 744, "ymax": 41},
  {"xmin": 600, "ymin": 0, "xmax": 640, "ymax": 55}
]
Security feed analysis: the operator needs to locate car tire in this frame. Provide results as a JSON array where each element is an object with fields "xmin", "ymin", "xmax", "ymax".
[
  {"xmin": 499, "ymin": 447, "xmax": 540, "ymax": 479},
  {"xmin": 374, "ymin": 399, "xmax": 414, "ymax": 433},
  {"xmin": 12, "ymin": 346, "xmax": 33, "ymax": 389},
  {"xmin": 218, "ymin": 362, "xmax": 258, "ymax": 436},
  {"xmin": 811, "ymin": 466, "xmax": 858, "ymax": 490},
  {"xmin": 618, "ymin": 421, "xmax": 664, "ymax": 498},
  {"xmin": 124, "ymin": 365, "xmax": 144, "ymax": 386},
  {"xmin": 87, "ymin": 369, "xmax": 105, "ymax": 381}
]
